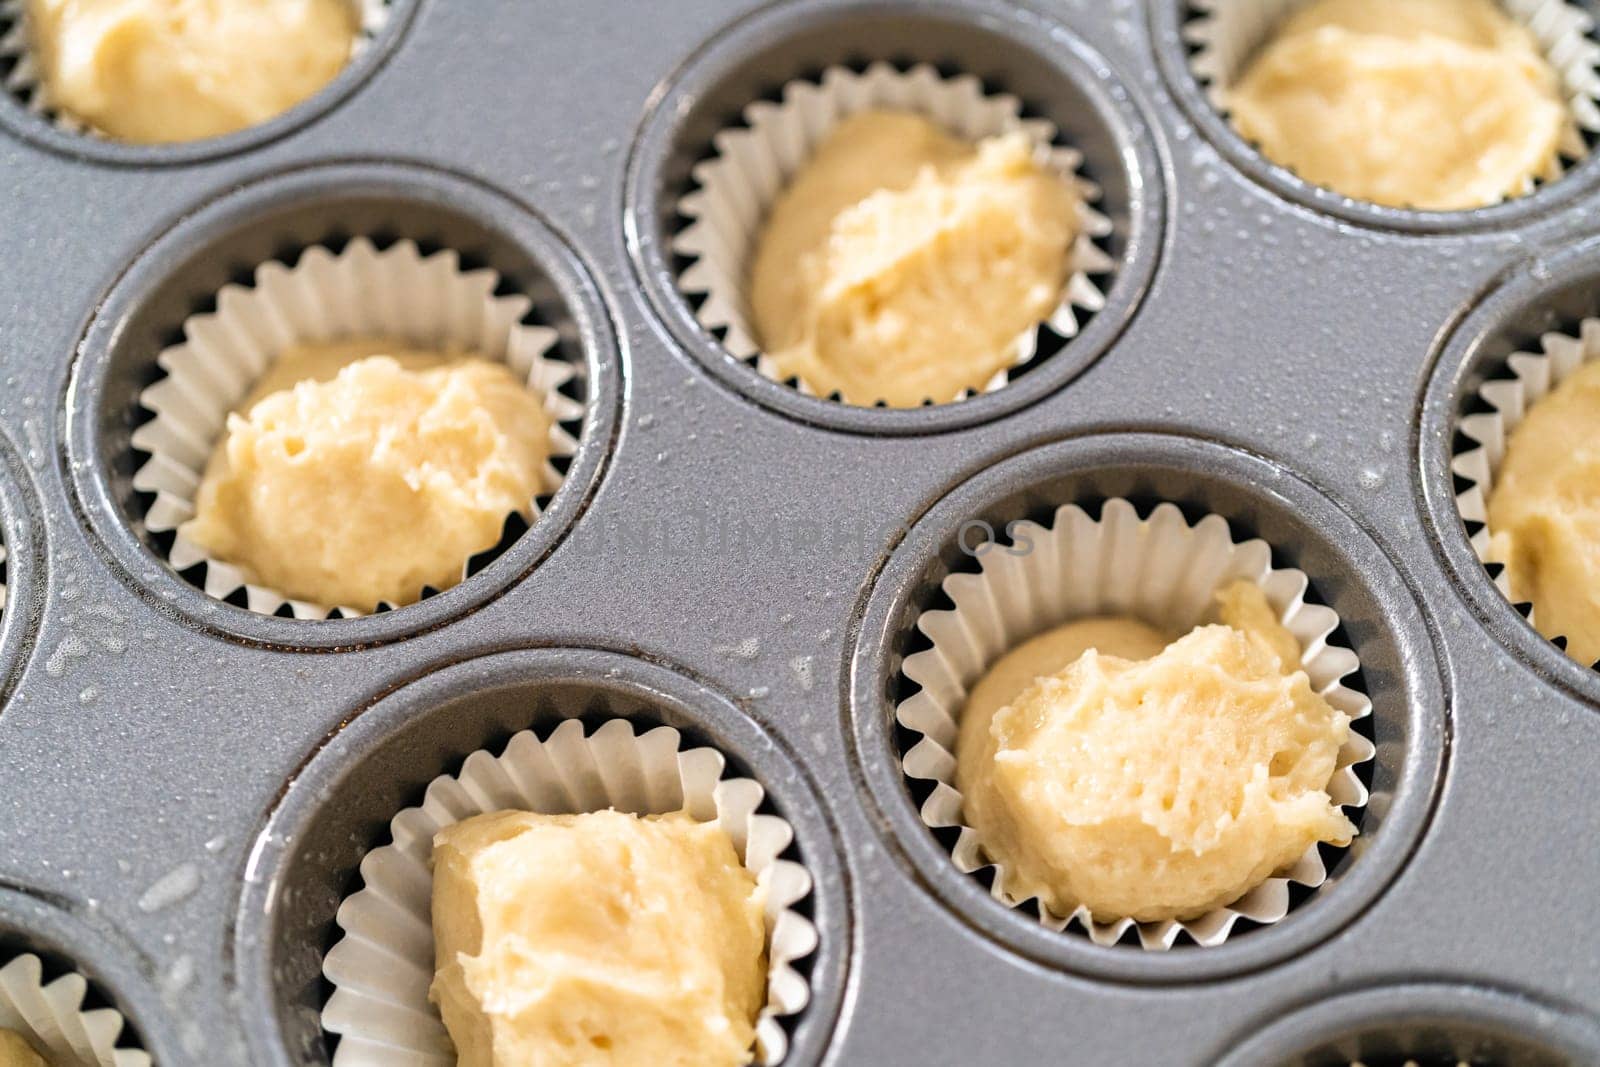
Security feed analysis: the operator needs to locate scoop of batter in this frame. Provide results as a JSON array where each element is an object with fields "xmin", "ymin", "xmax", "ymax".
[
  {"xmin": 956, "ymin": 582, "xmax": 1354, "ymax": 923},
  {"xmin": 750, "ymin": 111, "xmax": 1079, "ymax": 407},
  {"xmin": 431, "ymin": 809, "xmax": 767, "ymax": 1067},
  {"xmin": 1226, "ymin": 0, "xmax": 1568, "ymax": 210},
  {"xmin": 1487, "ymin": 360, "xmax": 1600, "ymax": 664},
  {"xmin": 181, "ymin": 341, "xmax": 550, "ymax": 612},
  {"xmin": 25, "ymin": 0, "xmax": 358, "ymax": 143},
  {"xmin": 955, "ymin": 616, "xmax": 1174, "ymax": 791}
]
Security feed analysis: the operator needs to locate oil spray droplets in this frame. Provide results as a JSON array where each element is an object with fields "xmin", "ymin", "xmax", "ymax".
[
  {"xmin": 138, "ymin": 862, "xmax": 200, "ymax": 913},
  {"xmin": 714, "ymin": 637, "xmax": 761, "ymax": 660},
  {"xmin": 45, "ymin": 566, "xmax": 129, "ymax": 679},
  {"xmin": 20, "ymin": 418, "xmax": 45, "ymax": 471},
  {"xmin": 44, "ymin": 605, "xmax": 127, "ymax": 676},
  {"xmin": 11, "ymin": 394, "xmax": 46, "ymax": 470},
  {"xmin": 790, "ymin": 655, "xmax": 814, "ymax": 692},
  {"xmin": 161, "ymin": 954, "xmax": 196, "ymax": 994}
]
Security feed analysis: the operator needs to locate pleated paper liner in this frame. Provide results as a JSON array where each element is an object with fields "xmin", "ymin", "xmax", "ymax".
[
  {"xmin": 0, "ymin": 953, "xmax": 149, "ymax": 1067},
  {"xmin": 1451, "ymin": 316, "xmax": 1600, "ymax": 669},
  {"xmin": 128, "ymin": 237, "xmax": 583, "ymax": 620},
  {"xmin": 321, "ymin": 718, "xmax": 819, "ymax": 1067},
  {"xmin": 0, "ymin": 0, "xmax": 391, "ymax": 138},
  {"xmin": 1184, "ymin": 0, "xmax": 1600, "ymax": 203},
  {"xmin": 673, "ymin": 61, "xmax": 1114, "ymax": 407},
  {"xmin": 895, "ymin": 498, "xmax": 1374, "ymax": 950}
]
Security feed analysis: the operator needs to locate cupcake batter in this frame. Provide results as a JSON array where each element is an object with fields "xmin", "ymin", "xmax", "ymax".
[
  {"xmin": 955, "ymin": 617, "xmax": 1173, "ymax": 791},
  {"xmin": 1227, "ymin": 0, "xmax": 1569, "ymax": 210},
  {"xmin": 25, "ymin": 0, "xmax": 359, "ymax": 143},
  {"xmin": 0, "ymin": 1031, "xmax": 45, "ymax": 1067},
  {"xmin": 431, "ymin": 809, "xmax": 767, "ymax": 1067},
  {"xmin": 749, "ymin": 111, "xmax": 1080, "ymax": 407},
  {"xmin": 956, "ymin": 582, "xmax": 1355, "ymax": 923},
  {"xmin": 1487, "ymin": 359, "xmax": 1600, "ymax": 664},
  {"xmin": 181, "ymin": 341, "xmax": 550, "ymax": 613}
]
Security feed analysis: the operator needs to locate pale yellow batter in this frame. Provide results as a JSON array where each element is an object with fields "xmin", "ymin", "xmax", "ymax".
[
  {"xmin": 181, "ymin": 341, "xmax": 550, "ymax": 613},
  {"xmin": 956, "ymin": 617, "xmax": 1174, "ymax": 792},
  {"xmin": 0, "ymin": 1031, "xmax": 46, "ymax": 1067},
  {"xmin": 1227, "ymin": 0, "xmax": 1568, "ymax": 210},
  {"xmin": 749, "ymin": 111, "xmax": 1080, "ymax": 407},
  {"xmin": 431, "ymin": 810, "xmax": 767, "ymax": 1067},
  {"xmin": 1487, "ymin": 360, "xmax": 1600, "ymax": 665},
  {"xmin": 25, "ymin": 0, "xmax": 359, "ymax": 144},
  {"xmin": 956, "ymin": 582, "xmax": 1355, "ymax": 923}
]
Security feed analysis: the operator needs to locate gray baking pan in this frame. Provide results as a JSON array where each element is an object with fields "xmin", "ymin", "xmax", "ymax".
[{"xmin": 2, "ymin": 0, "xmax": 1600, "ymax": 1064}]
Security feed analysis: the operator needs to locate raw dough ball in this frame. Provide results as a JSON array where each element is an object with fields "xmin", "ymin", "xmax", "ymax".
[
  {"xmin": 0, "ymin": 1031, "xmax": 46, "ymax": 1067},
  {"xmin": 957, "ymin": 582, "xmax": 1355, "ymax": 923},
  {"xmin": 430, "ymin": 810, "xmax": 767, "ymax": 1067},
  {"xmin": 25, "ymin": 0, "xmax": 358, "ymax": 144},
  {"xmin": 181, "ymin": 341, "xmax": 550, "ymax": 612},
  {"xmin": 750, "ymin": 111, "xmax": 1080, "ymax": 407},
  {"xmin": 1227, "ymin": 0, "xmax": 1568, "ymax": 210},
  {"xmin": 1487, "ymin": 360, "xmax": 1600, "ymax": 664}
]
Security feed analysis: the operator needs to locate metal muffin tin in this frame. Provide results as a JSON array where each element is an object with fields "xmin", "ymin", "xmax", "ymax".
[{"xmin": 1, "ymin": 0, "xmax": 1599, "ymax": 1062}]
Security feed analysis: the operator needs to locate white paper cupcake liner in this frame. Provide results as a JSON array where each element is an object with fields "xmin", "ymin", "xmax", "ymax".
[
  {"xmin": 1451, "ymin": 316, "xmax": 1600, "ymax": 668},
  {"xmin": 0, "ymin": 0, "xmax": 391, "ymax": 138},
  {"xmin": 896, "ymin": 498, "xmax": 1374, "ymax": 950},
  {"xmin": 128, "ymin": 236, "xmax": 583, "ymax": 620},
  {"xmin": 673, "ymin": 61, "xmax": 1114, "ymax": 406},
  {"xmin": 1185, "ymin": 0, "xmax": 1600, "ymax": 201},
  {"xmin": 0, "ymin": 953, "xmax": 150, "ymax": 1067},
  {"xmin": 321, "ymin": 717, "xmax": 819, "ymax": 1066}
]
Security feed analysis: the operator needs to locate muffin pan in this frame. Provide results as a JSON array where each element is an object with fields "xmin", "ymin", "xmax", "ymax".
[{"xmin": 1, "ymin": 0, "xmax": 1599, "ymax": 1063}]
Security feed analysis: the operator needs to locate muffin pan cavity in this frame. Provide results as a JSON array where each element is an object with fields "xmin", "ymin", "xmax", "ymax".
[
  {"xmin": 1152, "ymin": 0, "xmax": 1600, "ymax": 231},
  {"xmin": 626, "ymin": 0, "xmax": 1164, "ymax": 434},
  {"xmin": 0, "ymin": 890, "xmax": 165, "ymax": 1066},
  {"xmin": 63, "ymin": 161, "xmax": 620, "ymax": 650},
  {"xmin": 849, "ymin": 433, "xmax": 1445, "ymax": 982},
  {"xmin": 0, "ymin": 430, "xmax": 38, "ymax": 714},
  {"xmin": 1213, "ymin": 982, "xmax": 1600, "ymax": 1065},
  {"xmin": 0, "ymin": 0, "xmax": 417, "ymax": 165},
  {"xmin": 1421, "ymin": 233, "xmax": 1600, "ymax": 705},
  {"xmin": 230, "ymin": 648, "xmax": 849, "ymax": 1067}
]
